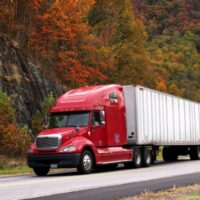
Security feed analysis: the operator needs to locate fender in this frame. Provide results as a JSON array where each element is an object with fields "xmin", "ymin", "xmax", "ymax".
[
  {"xmin": 72, "ymin": 136, "xmax": 96, "ymax": 153},
  {"xmin": 61, "ymin": 136, "xmax": 96, "ymax": 153}
]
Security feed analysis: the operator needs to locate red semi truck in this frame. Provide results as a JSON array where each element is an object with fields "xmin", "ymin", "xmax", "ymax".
[{"xmin": 27, "ymin": 84, "xmax": 200, "ymax": 176}]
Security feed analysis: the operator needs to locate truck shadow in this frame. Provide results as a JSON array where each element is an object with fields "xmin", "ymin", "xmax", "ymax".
[{"xmin": 42, "ymin": 158, "xmax": 195, "ymax": 177}]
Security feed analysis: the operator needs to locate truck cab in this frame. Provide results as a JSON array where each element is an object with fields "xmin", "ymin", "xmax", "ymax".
[{"xmin": 27, "ymin": 85, "xmax": 132, "ymax": 176}]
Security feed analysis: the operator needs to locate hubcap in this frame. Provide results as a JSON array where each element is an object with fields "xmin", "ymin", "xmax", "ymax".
[
  {"xmin": 136, "ymin": 154, "xmax": 141, "ymax": 165},
  {"xmin": 146, "ymin": 154, "xmax": 151, "ymax": 164},
  {"xmin": 83, "ymin": 154, "xmax": 92, "ymax": 170}
]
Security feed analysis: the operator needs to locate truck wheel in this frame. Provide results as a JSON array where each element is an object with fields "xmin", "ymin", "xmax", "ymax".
[
  {"xmin": 33, "ymin": 167, "xmax": 49, "ymax": 176},
  {"xmin": 132, "ymin": 148, "xmax": 142, "ymax": 168},
  {"xmin": 190, "ymin": 146, "xmax": 200, "ymax": 160},
  {"xmin": 125, "ymin": 148, "xmax": 142, "ymax": 168},
  {"xmin": 163, "ymin": 147, "xmax": 178, "ymax": 162},
  {"xmin": 142, "ymin": 148, "xmax": 152, "ymax": 167},
  {"xmin": 78, "ymin": 150, "xmax": 94, "ymax": 174}
]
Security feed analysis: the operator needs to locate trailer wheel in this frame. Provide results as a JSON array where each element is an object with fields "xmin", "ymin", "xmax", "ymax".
[
  {"xmin": 190, "ymin": 146, "xmax": 200, "ymax": 160},
  {"xmin": 163, "ymin": 147, "xmax": 178, "ymax": 162},
  {"xmin": 33, "ymin": 167, "xmax": 49, "ymax": 176},
  {"xmin": 124, "ymin": 148, "xmax": 142, "ymax": 168},
  {"xmin": 77, "ymin": 150, "xmax": 94, "ymax": 174},
  {"xmin": 132, "ymin": 148, "xmax": 142, "ymax": 168},
  {"xmin": 142, "ymin": 148, "xmax": 152, "ymax": 167}
]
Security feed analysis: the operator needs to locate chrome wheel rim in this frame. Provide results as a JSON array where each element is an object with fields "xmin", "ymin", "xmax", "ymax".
[
  {"xmin": 136, "ymin": 153, "xmax": 141, "ymax": 165},
  {"xmin": 83, "ymin": 154, "xmax": 92, "ymax": 171},
  {"xmin": 146, "ymin": 154, "xmax": 151, "ymax": 164}
]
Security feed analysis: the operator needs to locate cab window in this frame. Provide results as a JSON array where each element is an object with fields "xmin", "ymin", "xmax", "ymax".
[{"xmin": 92, "ymin": 111, "xmax": 101, "ymax": 126}]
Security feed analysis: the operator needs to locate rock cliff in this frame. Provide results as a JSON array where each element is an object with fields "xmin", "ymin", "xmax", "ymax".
[{"xmin": 0, "ymin": 35, "xmax": 62, "ymax": 125}]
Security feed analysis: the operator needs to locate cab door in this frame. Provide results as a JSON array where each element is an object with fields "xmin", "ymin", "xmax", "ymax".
[{"xmin": 89, "ymin": 110, "xmax": 106, "ymax": 146}]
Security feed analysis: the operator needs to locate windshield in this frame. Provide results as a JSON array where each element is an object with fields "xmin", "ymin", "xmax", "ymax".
[{"xmin": 48, "ymin": 111, "xmax": 90, "ymax": 128}]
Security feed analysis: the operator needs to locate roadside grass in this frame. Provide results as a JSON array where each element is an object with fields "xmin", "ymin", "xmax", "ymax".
[
  {"xmin": 0, "ymin": 154, "xmax": 74, "ymax": 176},
  {"xmin": 122, "ymin": 184, "xmax": 200, "ymax": 200},
  {"xmin": 157, "ymin": 147, "xmax": 163, "ymax": 161},
  {"xmin": 0, "ymin": 155, "xmax": 32, "ymax": 176},
  {"xmin": 180, "ymin": 192, "xmax": 200, "ymax": 200}
]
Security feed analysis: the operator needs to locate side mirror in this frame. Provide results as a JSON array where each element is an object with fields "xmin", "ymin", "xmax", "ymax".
[{"xmin": 100, "ymin": 110, "xmax": 105, "ymax": 126}]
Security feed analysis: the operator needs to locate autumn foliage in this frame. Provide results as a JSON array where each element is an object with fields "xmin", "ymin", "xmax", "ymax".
[
  {"xmin": 0, "ymin": 92, "xmax": 31, "ymax": 156},
  {"xmin": 0, "ymin": 0, "xmax": 113, "ymax": 87},
  {"xmin": 0, "ymin": 0, "xmax": 199, "ymax": 103}
]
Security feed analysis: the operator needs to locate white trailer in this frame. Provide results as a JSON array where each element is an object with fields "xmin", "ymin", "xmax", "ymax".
[{"xmin": 123, "ymin": 85, "xmax": 200, "ymax": 162}]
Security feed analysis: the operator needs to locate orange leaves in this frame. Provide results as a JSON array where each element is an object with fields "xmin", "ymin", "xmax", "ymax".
[
  {"xmin": 39, "ymin": 13, "xmax": 50, "ymax": 21},
  {"xmin": 32, "ymin": 0, "xmax": 42, "ymax": 11},
  {"xmin": 156, "ymin": 77, "xmax": 167, "ymax": 92},
  {"xmin": 67, "ymin": 61, "xmax": 107, "ymax": 86},
  {"xmin": 29, "ymin": 0, "xmax": 111, "ymax": 87},
  {"xmin": 0, "ymin": 92, "xmax": 31, "ymax": 156},
  {"xmin": 57, "ymin": 50, "xmax": 107, "ymax": 86}
]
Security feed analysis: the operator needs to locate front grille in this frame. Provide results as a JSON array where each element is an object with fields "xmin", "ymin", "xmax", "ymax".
[{"xmin": 36, "ymin": 135, "xmax": 61, "ymax": 150}]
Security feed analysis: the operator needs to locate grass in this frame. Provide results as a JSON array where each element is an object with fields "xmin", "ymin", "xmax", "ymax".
[
  {"xmin": 0, "ymin": 154, "xmax": 32, "ymax": 176},
  {"xmin": 0, "ymin": 167, "xmax": 32, "ymax": 176},
  {"xmin": 122, "ymin": 184, "xmax": 200, "ymax": 200},
  {"xmin": 179, "ymin": 192, "xmax": 200, "ymax": 200}
]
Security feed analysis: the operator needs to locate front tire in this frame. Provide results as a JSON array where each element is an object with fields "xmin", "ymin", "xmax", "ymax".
[
  {"xmin": 77, "ymin": 150, "xmax": 94, "ymax": 174},
  {"xmin": 33, "ymin": 167, "xmax": 49, "ymax": 176}
]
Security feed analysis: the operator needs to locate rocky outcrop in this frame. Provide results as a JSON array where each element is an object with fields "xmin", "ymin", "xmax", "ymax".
[{"xmin": 0, "ymin": 35, "xmax": 62, "ymax": 125}]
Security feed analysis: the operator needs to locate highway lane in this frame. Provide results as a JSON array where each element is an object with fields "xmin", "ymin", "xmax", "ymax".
[
  {"xmin": 1, "ymin": 159, "xmax": 200, "ymax": 200},
  {"xmin": 30, "ymin": 172, "xmax": 200, "ymax": 200}
]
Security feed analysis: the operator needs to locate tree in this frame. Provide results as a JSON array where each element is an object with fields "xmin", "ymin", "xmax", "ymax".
[
  {"xmin": 89, "ymin": 0, "xmax": 151, "ymax": 85},
  {"xmin": 0, "ymin": 91, "xmax": 30, "ymax": 156},
  {"xmin": 30, "ymin": 0, "xmax": 112, "ymax": 87},
  {"xmin": 32, "ymin": 92, "xmax": 56, "ymax": 135},
  {"xmin": 148, "ymin": 31, "xmax": 200, "ymax": 100},
  {"xmin": 0, "ymin": 0, "xmax": 43, "ymax": 49}
]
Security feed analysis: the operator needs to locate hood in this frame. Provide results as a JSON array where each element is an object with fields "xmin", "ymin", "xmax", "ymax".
[{"xmin": 38, "ymin": 127, "xmax": 88, "ymax": 141}]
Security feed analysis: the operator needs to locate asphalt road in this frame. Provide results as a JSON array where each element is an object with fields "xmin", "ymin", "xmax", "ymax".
[
  {"xmin": 30, "ymin": 172, "xmax": 200, "ymax": 200},
  {"xmin": 1, "ymin": 159, "xmax": 200, "ymax": 200}
]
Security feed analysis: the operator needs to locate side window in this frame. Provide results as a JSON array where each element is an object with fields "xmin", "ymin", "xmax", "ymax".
[
  {"xmin": 92, "ymin": 111, "xmax": 101, "ymax": 126},
  {"xmin": 109, "ymin": 92, "xmax": 118, "ymax": 103}
]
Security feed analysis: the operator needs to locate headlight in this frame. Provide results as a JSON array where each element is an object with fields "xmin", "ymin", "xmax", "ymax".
[{"xmin": 61, "ymin": 145, "xmax": 76, "ymax": 152}]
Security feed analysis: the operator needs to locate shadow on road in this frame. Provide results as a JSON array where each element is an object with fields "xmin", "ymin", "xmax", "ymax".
[{"xmin": 32, "ymin": 157, "xmax": 194, "ymax": 178}]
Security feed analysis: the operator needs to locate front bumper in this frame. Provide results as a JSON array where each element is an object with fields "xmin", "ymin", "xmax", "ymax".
[{"xmin": 27, "ymin": 153, "xmax": 81, "ymax": 168}]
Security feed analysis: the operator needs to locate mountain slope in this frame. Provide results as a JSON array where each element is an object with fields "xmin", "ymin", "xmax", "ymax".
[{"xmin": 0, "ymin": 35, "xmax": 62, "ymax": 125}]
